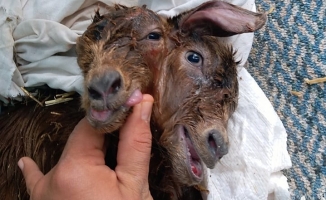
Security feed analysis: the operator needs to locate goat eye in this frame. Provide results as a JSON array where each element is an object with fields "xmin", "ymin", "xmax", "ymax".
[
  {"xmin": 147, "ymin": 32, "xmax": 161, "ymax": 40},
  {"xmin": 186, "ymin": 51, "xmax": 202, "ymax": 65}
]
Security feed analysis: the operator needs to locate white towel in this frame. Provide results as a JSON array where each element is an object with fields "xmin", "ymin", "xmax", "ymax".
[{"xmin": 0, "ymin": 0, "xmax": 291, "ymax": 199}]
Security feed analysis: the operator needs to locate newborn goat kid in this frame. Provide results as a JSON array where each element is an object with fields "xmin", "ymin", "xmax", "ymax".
[
  {"xmin": 149, "ymin": 1, "xmax": 266, "ymax": 198},
  {"xmin": 76, "ymin": 5, "xmax": 166, "ymax": 133}
]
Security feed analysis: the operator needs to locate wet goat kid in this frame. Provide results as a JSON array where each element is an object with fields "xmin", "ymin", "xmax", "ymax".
[{"xmin": 149, "ymin": 1, "xmax": 266, "ymax": 198}]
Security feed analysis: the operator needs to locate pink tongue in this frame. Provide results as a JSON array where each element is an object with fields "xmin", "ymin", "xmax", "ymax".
[
  {"xmin": 91, "ymin": 109, "xmax": 111, "ymax": 122},
  {"xmin": 124, "ymin": 89, "xmax": 143, "ymax": 107}
]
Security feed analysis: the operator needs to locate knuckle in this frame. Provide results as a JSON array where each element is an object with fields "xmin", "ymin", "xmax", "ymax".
[{"xmin": 132, "ymin": 130, "xmax": 152, "ymax": 153}]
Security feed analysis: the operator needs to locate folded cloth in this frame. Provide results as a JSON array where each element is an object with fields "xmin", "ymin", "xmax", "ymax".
[
  {"xmin": 0, "ymin": 0, "xmax": 291, "ymax": 199},
  {"xmin": 0, "ymin": 0, "xmax": 24, "ymax": 98}
]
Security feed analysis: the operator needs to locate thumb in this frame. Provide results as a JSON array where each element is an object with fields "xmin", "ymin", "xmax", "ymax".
[
  {"xmin": 18, "ymin": 157, "xmax": 44, "ymax": 195},
  {"xmin": 116, "ymin": 94, "xmax": 153, "ymax": 186}
]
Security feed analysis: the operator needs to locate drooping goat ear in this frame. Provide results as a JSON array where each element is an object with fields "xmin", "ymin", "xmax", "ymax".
[{"xmin": 179, "ymin": 1, "xmax": 267, "ymax": 37}]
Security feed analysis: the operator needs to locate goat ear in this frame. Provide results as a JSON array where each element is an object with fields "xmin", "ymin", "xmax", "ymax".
[
  {"xmin": 179, "ymin": 1, "xmax": 267, "ymax": 37},
  {"xmin": 92, "ymin": 9, "xmax": 103, "ymax": 23}
]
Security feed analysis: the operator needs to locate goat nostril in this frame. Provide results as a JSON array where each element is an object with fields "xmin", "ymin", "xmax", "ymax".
[
  {"xmin": 110, "ymin": 78, "xmax": 121, "ymax": 94},
  {"xmin": 208, "ymin": 135, "xmax": 218, "ymax": 156},
  {"xmin": 88, "ymin": 87, "xmax": 102, "ymax": 99},
  {"xmin": 208, "ymin": 132, "xmax": 228, "ymax": 160},
  {"xmin": 105, "ymin": 71, "xmax": 121, "ymax": 95}
]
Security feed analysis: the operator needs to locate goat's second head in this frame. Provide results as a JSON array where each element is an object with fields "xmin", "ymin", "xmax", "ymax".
[
  {"xmin": 76, "ymin": 5, "xmax": 166, "ymax": 133},
  {"xmin": 151, "ymin": 1, "xmax": 267, "ymax": 186}
]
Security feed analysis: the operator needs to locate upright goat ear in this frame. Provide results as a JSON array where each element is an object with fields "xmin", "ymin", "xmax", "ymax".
[{"xmin": 179, "ymin": 1, "xmax": 267, "ymax": 37}]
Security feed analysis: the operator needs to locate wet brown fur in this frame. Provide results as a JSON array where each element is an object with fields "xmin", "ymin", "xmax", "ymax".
[{"xmin": 0, "ymin": 95, "xmax": 82, "ymax": 199}]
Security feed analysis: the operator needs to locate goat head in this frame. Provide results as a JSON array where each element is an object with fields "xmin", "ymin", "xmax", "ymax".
[
  {"xmin": 150, "ymin": 1, "xmax": 267, "ymax": 194},
  {"xmin": 76, "ymin": 5, "xmax": 166, "ymax": 133}
]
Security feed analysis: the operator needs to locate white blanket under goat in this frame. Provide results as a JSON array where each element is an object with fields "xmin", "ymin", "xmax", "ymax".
[{"xmin": 0, "ymin": 0, "xmax": 291, "ymax": 199}]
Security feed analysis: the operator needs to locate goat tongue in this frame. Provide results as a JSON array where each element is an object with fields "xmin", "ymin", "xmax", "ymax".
[
  {"xmin": 124, "ymin": 89, "xmax": 143, "ymax": 107},
  {"xmin": 190, "ymin": 159, "xmax": 202, "ymax": 177}
]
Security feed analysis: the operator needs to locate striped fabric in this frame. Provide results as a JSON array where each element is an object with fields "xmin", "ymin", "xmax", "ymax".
[{"xmin": 248, "ymin": 0, "xmax": 326, "ymax": 199}]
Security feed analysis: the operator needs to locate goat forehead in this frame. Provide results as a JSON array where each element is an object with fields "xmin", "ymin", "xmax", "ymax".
[
  {"xmin": 113, "ymin": 6, "xmax": 160, "ymax": 22},
  {"xmin": 91, "ymin": 9, "xmax": 162, "ymax": 41}
]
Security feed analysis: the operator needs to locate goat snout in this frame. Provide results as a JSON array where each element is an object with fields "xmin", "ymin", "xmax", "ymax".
[
  {"xmin": 88, "ymin": 71, "xmax": 122, "ymax": 100},
  {"xmin": 207, "ymin": 129, "xmax": 228, "ymax": 161}
]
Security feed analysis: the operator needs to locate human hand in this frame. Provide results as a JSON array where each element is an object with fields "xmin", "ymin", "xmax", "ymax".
[{"xmin": 18, "ymin": 94, "xmax": 154, "ymax": 200}]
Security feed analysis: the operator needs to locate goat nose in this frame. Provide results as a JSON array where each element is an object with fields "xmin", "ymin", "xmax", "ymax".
[
  {"xmin": 88, "ymin": 71, "xmax": 122, "ymax": 100},
  {"xmin": 207, "ymin": 130, "xmax": 228, "ymax": 160}
]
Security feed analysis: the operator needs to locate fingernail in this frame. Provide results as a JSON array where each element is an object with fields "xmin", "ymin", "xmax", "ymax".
[
  {"xmin": 141, "ymin": 101, "xmax": 153, "ymax": 122},
  {"xmin": 18, "ymin": 158, "xmax": 24, "ymax": 171}
]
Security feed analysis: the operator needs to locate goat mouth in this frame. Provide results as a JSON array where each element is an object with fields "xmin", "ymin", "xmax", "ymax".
[
  {"xmin": 177, "ymin": 125, "xmax": 203, "ymax": 181},
  {"xmin": 90, "ymin": 109, "xmax": 112, "ymax": 122},
  {"xmin": 89, "ymin": 89, "xmax": 143, "ymax": 124}
]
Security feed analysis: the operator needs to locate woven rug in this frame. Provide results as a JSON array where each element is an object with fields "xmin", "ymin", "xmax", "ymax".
[{"xmin": 247, "ymin": 0, "xmax": 326, "ymax": 199}]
